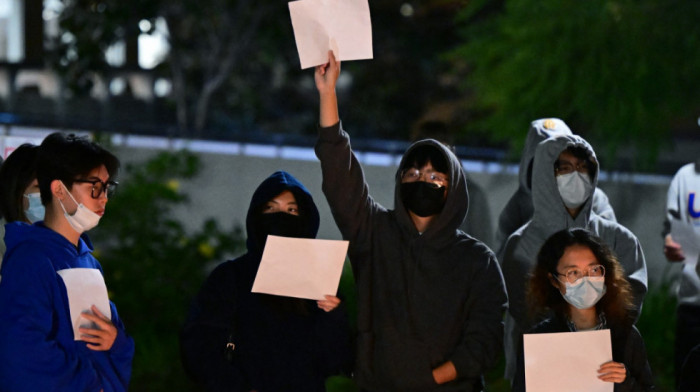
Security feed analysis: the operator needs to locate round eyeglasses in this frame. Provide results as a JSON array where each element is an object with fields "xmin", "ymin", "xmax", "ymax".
[
  {"xmin": 554, "ymin": 159, "xmax": 589, "ymax": 176},
  {"xmin": 554, "ymin": 264, "xmax": 605, "ymax": 284},
  {"xmin": 73, "ymin": 179, "xmax": 119, "ymax": 199},
  {"xmin": 401, "ymin": 168, "xmax": 448, "ymax": 188}
]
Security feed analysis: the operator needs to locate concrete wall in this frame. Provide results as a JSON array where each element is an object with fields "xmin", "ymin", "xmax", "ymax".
[{"xmin": 111, "ymin": 144, "xmax": 680, "ymax": 288}]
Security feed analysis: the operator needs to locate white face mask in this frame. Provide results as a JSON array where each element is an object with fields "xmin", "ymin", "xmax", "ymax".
[
  {"xmin": 23, "ymin": 192, "xmax": 45, "ymax": 223},
  {"xmin": 556, "ymin": 171, "xmax": 593, "ymax": 209},
  {"xmin": 561, "ymin": 276, "xmax": 607, "ymax": 309},
  {"xmin": 58, "ymin": 181, "xmax": 101, "ymax": 234}
]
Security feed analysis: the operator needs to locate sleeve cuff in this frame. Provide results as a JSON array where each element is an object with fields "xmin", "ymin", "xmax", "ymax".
[{"xmin": 318, "ymin": 121, "xmax": 342, "ymax": 142}]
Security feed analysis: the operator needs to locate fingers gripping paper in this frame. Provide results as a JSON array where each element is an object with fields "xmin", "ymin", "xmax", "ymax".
[
  {"xmin": 524, "ymin": 330, "xmax": 613, "ymax": 392},
  {"xmin": 289, "ymin": 0, "xmax": 373, "ymax": 69},
  {"xmin": 252, "ymin": 235, "xmax": 349, "ymax": 300},
  {"xmin": 57, "ymin": 268, "xmax": 112, "ymax": 341}
]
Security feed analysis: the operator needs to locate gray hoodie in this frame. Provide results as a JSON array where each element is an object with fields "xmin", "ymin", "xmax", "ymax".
[
  {"xmin": 495, "ymin": 118, "xmax": 617, "ymax": 254},
  {"xmin": 499, "ymin": 133, "xmax": 648, "ymax": 379},
  {"xmin": 316, "ymin": 122, "xmax": 507, "ymax": 392}
]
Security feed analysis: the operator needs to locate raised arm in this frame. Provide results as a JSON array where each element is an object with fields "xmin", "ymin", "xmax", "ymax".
[
  {"xmin": 315, "ymin": 50, "xmax": 340, "ymax": 127},
  {"xmin": 313, "ymin": 51, "xmax": 383, "ymax": 249}
]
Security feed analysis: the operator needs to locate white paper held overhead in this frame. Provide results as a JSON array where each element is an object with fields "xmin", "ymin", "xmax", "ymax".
[{"xmin": 289, "ymin": 0, "xmax": 373, "ymax": 69}]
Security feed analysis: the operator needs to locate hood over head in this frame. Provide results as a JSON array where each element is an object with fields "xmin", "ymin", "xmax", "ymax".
[
  {"xmin": 530, "ymin": 134, "xmax": 599, "ymax": 233},
  {"xmin": 394, "ymin": 139, "xmax": 469, "ymax": 240},
  {"xmin": 518, "ymin": 118, "xmax": 573, "ymax": 193},
  {"xmin": 245, "ymin": 171, "xmax": 320, "ymax": 253}
]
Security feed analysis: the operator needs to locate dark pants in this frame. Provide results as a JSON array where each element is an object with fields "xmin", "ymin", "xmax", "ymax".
[
  {"xmin": 679, "ymin": 344, "xmax": 700, "ymax": 392},
  {"xmin": 675, "ymin": 304, "xmax": 700, "ymax": 388},
  {"xmin": 359, "ymin": 376, "xmax": 485, "ymax": 392}
]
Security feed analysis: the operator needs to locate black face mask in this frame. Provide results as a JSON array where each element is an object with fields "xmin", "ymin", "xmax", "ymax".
[
  {"xmin": 254, "ymin": 212, "xmax": 306, "ymax": 249},
  {"xmin": 400, "ymin": 182, "xmax": 446, "ymax": 217}
]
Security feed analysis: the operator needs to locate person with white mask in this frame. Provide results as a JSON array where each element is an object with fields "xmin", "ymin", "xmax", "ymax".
[
  {"xmin": 0, "ymin": 133, "xmax": 134, "ymax": 391},
  {"xmin": 512, "ymin": 228, "xmax": 654, "ymax": 391},
  {"xmin": 494, "ymin": 118, "xmax": 617, "ymax": 255},
  {"xmin": 499, "ymin": 133, "xmax": 648, "ymax": 382}
]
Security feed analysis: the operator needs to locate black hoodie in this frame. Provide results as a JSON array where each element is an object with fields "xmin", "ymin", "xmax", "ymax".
[
  {"xmin": 180, "ymin": 171, "xmax": 352, "ymax": 391},
  {"xmin": 316, "ymin": 122, "xmax": 507, "ymax": 391}
]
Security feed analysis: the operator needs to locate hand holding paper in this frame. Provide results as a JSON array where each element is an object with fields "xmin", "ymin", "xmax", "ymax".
[
  {"xmin": 317, "ymin": 295, "xmax": 341, "ymax": 312},
  {"xmin": 289, "ymin": 0, "xmax": 373, "ymax": 69},
  {"xmin": 524, "ymin": 330, "xmax": 613, "ymax": 392},
  {"xmin": 79, "ymin": 305, "xmax": 118, "ymax": 351},
  {"xmin": 56, "ymin": 268, "xmax": 112, "ymax": 341},
  {"xmin": 252, "ymin": 235, "xmax": 349, "ymax": 300}
]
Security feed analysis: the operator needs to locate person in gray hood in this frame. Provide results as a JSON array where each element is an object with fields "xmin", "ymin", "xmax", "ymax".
[
  {"xmin": 500, "ymin": 132, "xmax": 648, "ymax": 380},
  {"xmin": 495, "ymin": 118, "xmax": 617, "ymax": 255},
  {"xmin": 314, "ymin": 51, "xmax": 507, "ymax": 391}
]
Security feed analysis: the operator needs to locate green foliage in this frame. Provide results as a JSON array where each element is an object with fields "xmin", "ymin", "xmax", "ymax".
[
  {"xmin": 90, "ymin": 150, "xmax": 246, "ymax": 391},
  {"xmin": 452, "ymin": 0, "xmax": 700, "ymax": 169},
  {"xmin": 51, "ymin": 0, "xmax": 150, "ymax": 94},
  {"xmin": 636, "ymin": 272, "xmax": 678, "ymax": 390}
]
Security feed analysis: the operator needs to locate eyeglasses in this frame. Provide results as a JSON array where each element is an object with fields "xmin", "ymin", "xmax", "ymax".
[
  {"xmin": 554, "ymin": 264, "xmax": 606, "ymax": 284},
  {"xmin": 73, "ymin": 179, "xmax": 119, "ymax": 199},
  {"xmin": 401, "ymin": 168, "xmax": 448, "ymax": 188},
  {"xmin": 554, "ymin": 159, "xmax": 589, "ymax": 175}
]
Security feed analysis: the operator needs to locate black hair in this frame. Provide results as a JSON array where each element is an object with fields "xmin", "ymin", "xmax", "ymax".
[
  {"xmin": 400, "ymin": 144, "xmax": 449, "ymax": 175},
  {"xmin": 0, "ymin": 144, "xmax": 40, "ymax": 222},
  {"xmin": 37, "ymin": 133, "xmax": 120, "ymax": 205},
  {"xmin": 558, "ymin": 145, "xmax": 598, "ymax": 179}
]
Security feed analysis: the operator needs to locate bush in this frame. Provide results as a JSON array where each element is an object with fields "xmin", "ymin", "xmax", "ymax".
[
  {"xmin": 636, "ymin": 274, "xmax": 678, "ymax": 391},
  {"xmin": 91, "ymin": 150, "xmax": 246, "ymax": 391}
]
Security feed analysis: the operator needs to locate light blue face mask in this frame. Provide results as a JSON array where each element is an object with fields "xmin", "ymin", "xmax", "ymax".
[
  {"xmin": 561, "ymin": 276, "xmax": 607, "ymax": 309},
  {"xmin": 23, "ymin": 192, "xmax": 45, "ymax": 223}
]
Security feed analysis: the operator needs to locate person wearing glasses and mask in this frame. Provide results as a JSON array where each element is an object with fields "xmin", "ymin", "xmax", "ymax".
[
  {"xmin": 494, "ymin": 118, "xmax": 617, "ymax": 256},
  {"xmin": 0, "ymin": 133, "xmax": 134, "ymax": 391},
  {"xmin": 499, "ymin": 133, "xmax": 648, "ymax": 382},
  {"xmin": 512, "ymin": 228, "xmax": 653, "ymax": 391},
  {"xmin": 314, "ymin": 51, "xmax": 507, "ymax": 391},
  {"xmin": 180, "ymin": 171, "xmax": 352, "ymax": 392}
]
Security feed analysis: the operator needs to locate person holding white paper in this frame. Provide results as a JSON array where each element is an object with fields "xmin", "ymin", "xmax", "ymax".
[
  {"xmin": 315, "ymin": 51, "xmax": 507, "ymax": 391},
  {"xmin": 513, "ymin": 228, "xmax": 653, "ymax": 391},
  {"xmin": 180, "ymin": 171, "xmax": 352, "ymax": 392},
  {"xmin": 500, "ymin": 132, "xmax": 648, "ymax": 381},
  {"xmin": 0, "ymin": 133, "xmax": 134, "ymax": 391},
  {"xmin": 661, "ymin": 158, "xmax": 700, "ymax": 387}
]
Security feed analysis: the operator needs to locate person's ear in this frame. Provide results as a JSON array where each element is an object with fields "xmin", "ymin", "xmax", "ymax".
[
  {"xmin": 548, "ymin": 273, "xmax": 564, "ymax": 293},
  {"xmin": 50, "ymin": 180, "xmax": 64, "ymax": 200}
]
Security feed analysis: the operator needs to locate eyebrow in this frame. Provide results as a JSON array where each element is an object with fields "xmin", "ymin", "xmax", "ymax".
[
  {"xmin": 560, "ymin": 260, "xmax": 599, "ymax": 269},
  {"xmin": 267, "ymin": 200, "xmax": 298, "ymax": 206}
]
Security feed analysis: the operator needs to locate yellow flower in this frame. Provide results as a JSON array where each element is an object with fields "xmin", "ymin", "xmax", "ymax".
[
  {"xmin": 198, "ymin": 242, "xmax": 215, "ymax": 259},
  {"xmin": 166, "ymin": 179, "xmax": 180, "ymax": 191}
]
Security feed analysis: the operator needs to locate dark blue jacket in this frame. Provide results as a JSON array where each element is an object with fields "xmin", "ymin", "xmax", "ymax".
[
  {"xmin": 0, "ymin": 221, "xmax": 134, "ymax": 391},
  {"xmin": 180, "ymin": 171, "xmax": 352, "ymax": 392}
]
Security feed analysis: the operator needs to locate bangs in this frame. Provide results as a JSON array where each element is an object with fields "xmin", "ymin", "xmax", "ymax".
[{"xmin": 401, "ymin": 145, "xmax": 448, "ymax": 174}]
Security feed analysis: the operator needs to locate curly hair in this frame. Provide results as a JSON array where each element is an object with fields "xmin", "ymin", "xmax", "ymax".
[{"xmin": 528, "ymin": 228, "xmax": 635, "ymax": 328}]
